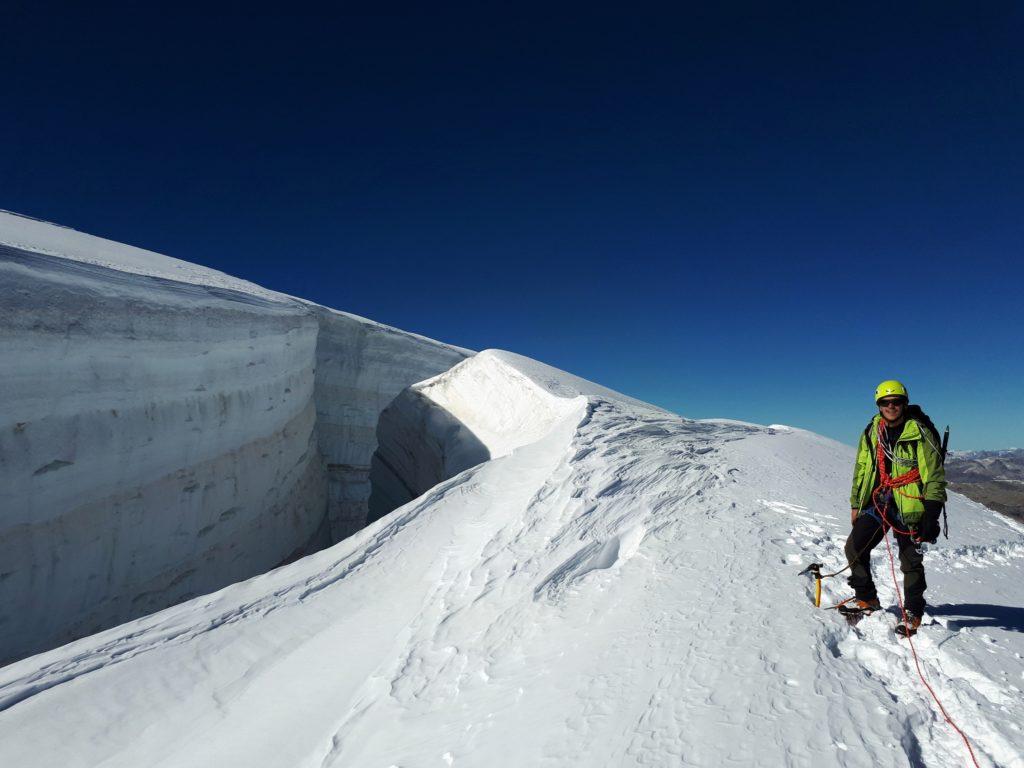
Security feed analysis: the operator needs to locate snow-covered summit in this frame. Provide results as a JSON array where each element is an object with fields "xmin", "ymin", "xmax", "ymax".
[
  {"xmin": 3, "ymin": 347, "xmax": 1023, "ymax": 766},
  {"xmin": 1, "ymin": 214, "xmax": 1023, "ymax": 767}
]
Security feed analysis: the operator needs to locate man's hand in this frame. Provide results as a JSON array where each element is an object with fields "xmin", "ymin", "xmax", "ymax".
[
  {"xmin": 851, "ymin": 508, "xmax": 859, "ymax": 526},
  {"xmin": 918, "ymin": 500, "xmax": 943, "ymax": 543}
]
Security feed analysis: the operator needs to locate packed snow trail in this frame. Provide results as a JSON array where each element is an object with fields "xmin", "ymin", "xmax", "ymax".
[{"xmin": 1, "ymin": 353, "xmax": 1022, "ymax": 767}]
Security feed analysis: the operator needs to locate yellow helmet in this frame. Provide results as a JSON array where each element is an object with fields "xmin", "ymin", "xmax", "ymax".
[{"xmin": 874, "ymin": 379, "xmax": 908, "ymax": 403}]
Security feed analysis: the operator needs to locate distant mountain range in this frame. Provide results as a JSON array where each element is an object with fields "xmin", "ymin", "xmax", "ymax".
[{"xmin": 946, "ymin": 448, "xmax": 1024, "ymax": 521}]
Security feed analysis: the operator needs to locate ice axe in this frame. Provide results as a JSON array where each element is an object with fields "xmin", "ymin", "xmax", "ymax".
[{"xmin": 798, "ymin": 563, "xmax": 823, "ymax": 607}]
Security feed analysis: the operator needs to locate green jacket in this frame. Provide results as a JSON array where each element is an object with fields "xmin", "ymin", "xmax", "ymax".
[{"xmin": 850, "ymin": 415, "xmax": 947, "ymax": 525}]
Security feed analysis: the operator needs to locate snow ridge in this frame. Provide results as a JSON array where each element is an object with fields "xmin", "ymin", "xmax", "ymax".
[
  {"xmin": 1, "ymin": 216, "xmax": 1022, "ymax": 765},
  {"xmin": 5, "ymin": 351, "xmax": 1020, "ymax": 766}
]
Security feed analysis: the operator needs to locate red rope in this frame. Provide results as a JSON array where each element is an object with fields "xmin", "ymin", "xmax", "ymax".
[
  {"xmin": 881, "ymin": 527, "xmax": 980, "ymax": 767},
  {"xmin": 874, "ymin": 422, "xmax": 981, "ymax": 767},
  {"xmin": 872, "ymin": 421, "xmax": 925, "ymax": 537}
]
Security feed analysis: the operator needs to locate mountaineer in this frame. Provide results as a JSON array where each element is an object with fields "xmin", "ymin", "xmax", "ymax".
[{"xmin": 841, "ymin": 380, "xmax": 947, "ymax": 636}]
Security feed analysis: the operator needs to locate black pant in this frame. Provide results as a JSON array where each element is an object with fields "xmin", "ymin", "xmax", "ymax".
[{"xmin": 845, "ymin": 512, "xmax": 927, "ymax": 615}]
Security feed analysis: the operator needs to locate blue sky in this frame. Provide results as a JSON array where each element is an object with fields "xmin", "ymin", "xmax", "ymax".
[{"xmin": 3, "ymin": 3, "xmax": 1022, "ymax": 450}]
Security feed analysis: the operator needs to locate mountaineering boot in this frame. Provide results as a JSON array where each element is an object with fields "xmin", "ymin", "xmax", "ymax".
[
  {"xmin": 895, "ymin": 611, "xmax": 922, "ymax": 638},
  {"xmin": 837, "ymin": 597, "xmax": 881, "ymax": 616}
]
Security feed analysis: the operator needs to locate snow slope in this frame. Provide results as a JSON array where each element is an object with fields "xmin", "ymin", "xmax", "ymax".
[
  {"xmin": 0, "ymin": 209, "xmax": 287, "ymax": 299},
  {"xmin": 0, "ymin": 211, "xmax": 468, "ymax": 664},
  {"xmin": 2, "ymin": 349, "xmax": 1022, "ymax": 767}
]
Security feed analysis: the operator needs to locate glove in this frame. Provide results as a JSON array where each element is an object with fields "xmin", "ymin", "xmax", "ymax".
[{"xmin": 916, "ymin": 500, "xmax": 943, "ymax": 544}]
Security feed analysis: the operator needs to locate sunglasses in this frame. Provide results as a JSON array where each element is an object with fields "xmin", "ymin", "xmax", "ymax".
[{"xmin": 877, "ymin": 398, "xmax": 907, "ymax": 409}]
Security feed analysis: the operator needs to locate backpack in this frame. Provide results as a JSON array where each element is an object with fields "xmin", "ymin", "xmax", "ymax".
[{"xmin": 906, "ymin": 404, "xmax": 945, "ymax": 458}]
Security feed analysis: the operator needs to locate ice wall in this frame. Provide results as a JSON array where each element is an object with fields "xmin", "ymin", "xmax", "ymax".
[
  {"xmin": 311, "ymin": 307, "xmax": 468, "ymax": 540},
  {"xmin": 0, "ymin": 245, "xmax": 328, "ymax": 664},
  {"xmin": 0, "ymin": 213, "xmax": 468, "ymax": 664}
]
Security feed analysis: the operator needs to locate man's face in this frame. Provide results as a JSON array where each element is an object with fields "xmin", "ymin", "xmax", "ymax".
[{"xmin": 878, "ymin": 397, "xmax": 907, "ymax": 424}]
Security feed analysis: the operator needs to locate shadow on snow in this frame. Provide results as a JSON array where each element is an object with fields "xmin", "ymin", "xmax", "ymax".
[{"xmin": 928, "ymin": 603, "xmax": 1024, "ymax": 633}]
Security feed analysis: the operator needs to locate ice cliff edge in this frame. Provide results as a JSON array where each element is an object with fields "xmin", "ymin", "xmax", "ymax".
[{"xmin": 0, "ymin": 211, "xmax": 468, "ymax": 664}]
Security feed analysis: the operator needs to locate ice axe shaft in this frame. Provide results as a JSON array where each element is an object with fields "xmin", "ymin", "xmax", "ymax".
[{"xmin": 797, "ymin": 563, "xmax": 824, "ymax": 607}]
